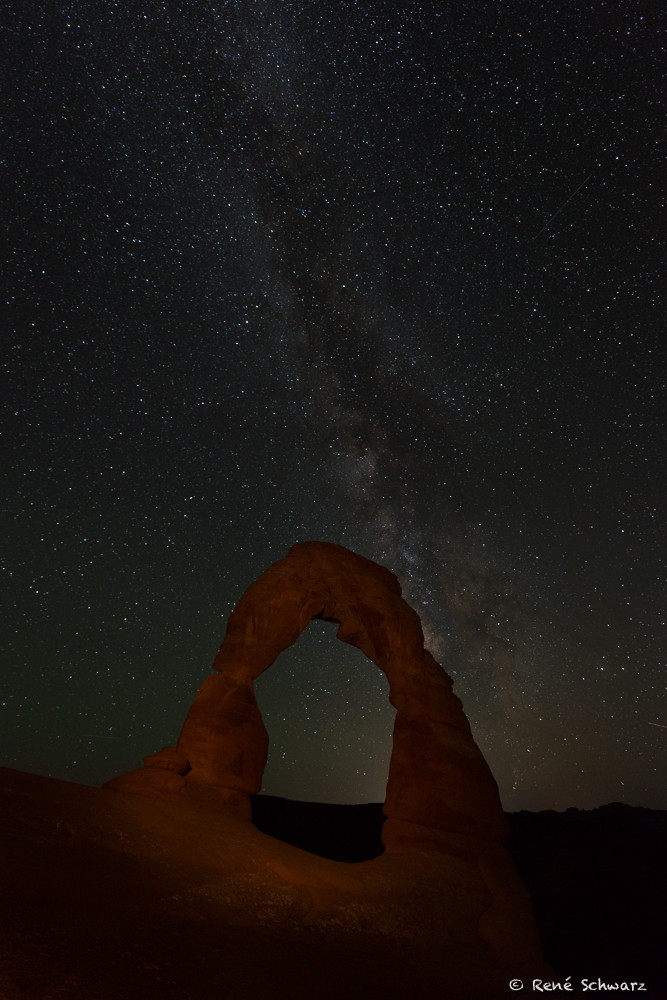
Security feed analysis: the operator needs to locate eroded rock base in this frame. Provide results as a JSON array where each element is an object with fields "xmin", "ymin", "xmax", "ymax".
[{"xmin": 0, "ymin": 768, "xmax": 551, "ymax": 1000}]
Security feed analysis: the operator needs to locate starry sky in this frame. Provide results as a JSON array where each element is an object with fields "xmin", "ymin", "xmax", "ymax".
[{"xmin": 4, "ymin": 1, "xmax": 665, "ymax": 812}]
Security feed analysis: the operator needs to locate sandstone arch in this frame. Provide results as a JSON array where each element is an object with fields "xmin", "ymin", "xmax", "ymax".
[{"xmin": 107, "ymin": 541, "xmax": 509, "ymax": 852}]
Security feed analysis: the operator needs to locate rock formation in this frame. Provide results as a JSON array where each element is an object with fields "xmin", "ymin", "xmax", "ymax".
[
  {"xmin": 104, "ymin": 542, "xmax": 549, "ymax": 978},
  {"xmin": 106, "ymin": 540, "xmax": 507, "ymax": 851}
]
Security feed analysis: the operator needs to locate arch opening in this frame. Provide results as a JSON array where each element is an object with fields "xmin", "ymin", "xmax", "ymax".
[
  {"xmin": 254, "ymin": 619, "xmax": 395, "ymax": 805},
  {"xmin": 251, "ymin": 619, "xmax": 395, "ymax": 862}
]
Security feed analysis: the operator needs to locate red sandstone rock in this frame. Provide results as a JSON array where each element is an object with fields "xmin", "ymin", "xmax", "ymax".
[
  {"xmin": 143, "ymin": 746, "xmax": 191, "ymax": 774},
  {"xmin": 107, "ymin": 541, "xmax": 509, "ymax": 844}
]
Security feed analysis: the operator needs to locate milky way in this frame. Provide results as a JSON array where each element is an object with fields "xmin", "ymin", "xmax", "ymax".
[{"xmin": 4, "ymin": 2, "xmax": 665, "ymax": 810}]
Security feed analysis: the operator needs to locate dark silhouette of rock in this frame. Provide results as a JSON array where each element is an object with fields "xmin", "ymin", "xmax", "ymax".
[
  {"xmin": 506, "ymin": 803, "xmax": 667, "ymax": 994},
  {"xmin": 250, "ymin": 794, "xmax": 386, "ymax": 863}
]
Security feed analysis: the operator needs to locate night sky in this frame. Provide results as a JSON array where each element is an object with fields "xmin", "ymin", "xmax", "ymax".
[{"xmin": 4, "ymin": 1, "xmax": 665, "ymax": 812}]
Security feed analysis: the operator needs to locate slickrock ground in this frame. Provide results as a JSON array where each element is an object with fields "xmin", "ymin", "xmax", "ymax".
[{"xmin": 0, "ymin": 767, "xmax": 550, "ymax": 1000}]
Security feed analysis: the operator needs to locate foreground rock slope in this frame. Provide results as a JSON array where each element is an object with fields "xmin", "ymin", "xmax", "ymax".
[{"xmin": 0, "ymin": 767, "xmax": 550, "ymax": 1000}]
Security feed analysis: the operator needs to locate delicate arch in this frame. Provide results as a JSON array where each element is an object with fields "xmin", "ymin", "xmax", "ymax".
[{"xmin": 107, "ymin": 542, "xmax": 508, "ymax": 851}]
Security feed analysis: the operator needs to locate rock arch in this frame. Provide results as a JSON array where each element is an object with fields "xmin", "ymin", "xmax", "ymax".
[{"xmin": 107, "ymin": 541, "xmax": 508, "ymax": 852}]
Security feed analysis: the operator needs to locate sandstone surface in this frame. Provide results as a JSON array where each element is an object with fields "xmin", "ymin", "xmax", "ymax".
[{"xmin": 0, "ymin": 767, "xmax": 550, "ymax": 1000}]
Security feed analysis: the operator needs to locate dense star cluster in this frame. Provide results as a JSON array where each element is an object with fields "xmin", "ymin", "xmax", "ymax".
[{"xmin": 4, "ymin": 2, "xmax": 664, "ymax": 810}]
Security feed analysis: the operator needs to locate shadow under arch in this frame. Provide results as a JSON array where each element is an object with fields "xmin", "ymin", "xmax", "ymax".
[
  {"xmin": 107, "ymin": 541, "xmax": 508, "ymax": 854},
  {"xmin": 250, "ymin": 795, "xmax": 386, "ymax": 863}
]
